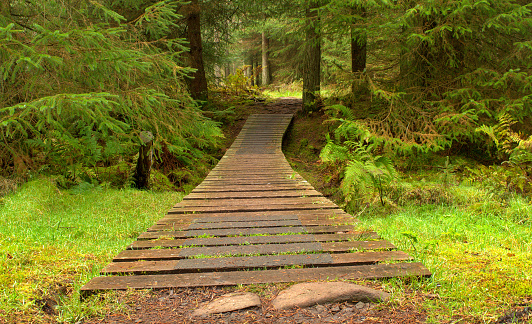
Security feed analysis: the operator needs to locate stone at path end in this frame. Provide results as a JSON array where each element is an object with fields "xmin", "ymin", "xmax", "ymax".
[
  {"xmin": 272, "ymin": 282, "xmax": 390, "ymax": 310},
  {"xmin": 192, "ymin": 292, "xmax": 261, "ymax": 317}
]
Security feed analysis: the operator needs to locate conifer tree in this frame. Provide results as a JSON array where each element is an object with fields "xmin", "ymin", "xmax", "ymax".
[
  {"xmin": 185, "ymin": 0, "xmax": 208, "ymax": 102},
  {"xmin": 303, "ymin": 0, "xmax": 322, "ymax": 112},
  {"xmin": 0, "ymin": 0, "xmax": 222, "ymax": 177}
]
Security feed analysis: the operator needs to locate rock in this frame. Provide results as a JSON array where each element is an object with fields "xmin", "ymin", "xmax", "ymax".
[
  {"xmin": 272, "ymin": 282, "xmax": 390, "ymax": 310},
  {"xmin": 192, "ymin": 292, "xmax": 261, "ymax": 317},
  {"xmin": 355, "ymin": 302, "xmax": 366, "ymax": 309},
  {"xmin": 340, "ymin": 307, "xmax": 354, "ymax": 314},
  {"xmin": 315, "ymin": 304, "xmax": 327, "ymax": 313}
]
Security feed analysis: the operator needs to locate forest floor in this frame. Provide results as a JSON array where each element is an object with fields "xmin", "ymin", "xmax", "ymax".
[
  {"xmin": 82, "ymin": 98, "xmax": 434, "ymax": 324},
  {"xmin": 2, "ymin": 98, "xmax": 530, "ymax": 323}
]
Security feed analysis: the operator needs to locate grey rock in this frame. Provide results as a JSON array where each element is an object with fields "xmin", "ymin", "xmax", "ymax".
[
  {"xmin": 355, "ymin": 301, "xmax": 366, "ymax": 309},
  {"xmin": 192, "ymin": 292, "xmax": 261, "ymax": 317},
  {"xmin": 272, "ymin": 282, "xmax": 390, "ymax": 310}
]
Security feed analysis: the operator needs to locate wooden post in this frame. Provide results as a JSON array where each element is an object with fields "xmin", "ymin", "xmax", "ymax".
[{"xmin": 134, "ymin": 131, "xmax": 154, "ymax": 189}]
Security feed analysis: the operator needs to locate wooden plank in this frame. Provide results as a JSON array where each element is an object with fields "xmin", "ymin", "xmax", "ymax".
[
  {"xmin": 197, "ymin": 179, "xmax": 306, "ymax": 185},
  {"xmin": 210, "ymin": 167, "xmax": 294, "ymax": 171},
  {"xmin": 158, "ymin": 208, "xmax": 351, "ymax": 223},
  {"xmin": 151, "ymin": 219, "xmax": 353, "ymax": 231},
  {"xmin": 185, "ymin": 226, "xmax": 308, "ymax": 237},
  {"xmin": 183, "ymin": 190, "xmax": 322, "ymax": 200},
  {"xmin": 168, "ymin": 204, "xmax": 339, "ymax": 214},
  {"xmin": 149, "ymin": 220, "xmax": 303, "ymax": 232},
  {"xmin": 193, "ymin": 184, "xmax": 314, "ymax": 192},
  {"xmin": 128, "ymin": 232, "xmax": 380, "ymax": 250},
  {"xmin": 192, "ymin": 214, "xmax": 300, "ymax": 223},
  {"xmin": 164, "ymin": 208, "xmax": 350, "ymax": 217},
  {"xmin": 188, "ymin": 220, "xmax": 303, "ymax": 230},
  {"xmin": 82, "ymin": 263, "xmax": 431, "ymax": 293},
  {"xmin": 139, "ymin": 225, "xmax": 356, "ymax": 239},
  {"xmin": 104, "ymin": 250, "xmax": 415, "ymax": 274},
  {"xmin": 115, "ymin": 242, "xmax": 323, "ymax": 261},
  {"xmin": 174, "ymin": 197, "xmax": 335, "ymax": 208},
  {"xmin": 116, "ymin": 239, "xmax": 391, "ymax": 261}
]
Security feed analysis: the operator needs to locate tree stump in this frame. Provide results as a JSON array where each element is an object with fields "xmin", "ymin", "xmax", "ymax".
[{"xmin": 134, "ymin": 131, "xmax": 154, "ymax": 189}]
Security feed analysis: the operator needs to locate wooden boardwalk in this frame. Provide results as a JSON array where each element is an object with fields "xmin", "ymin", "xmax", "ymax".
[{"xmin": 81, "ymin": 114, "xmax": 430, "ymax": 294}]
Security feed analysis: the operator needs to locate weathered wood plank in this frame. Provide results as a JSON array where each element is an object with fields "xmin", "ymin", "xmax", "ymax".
[
  {"xmin": 139, "ymin": 225, "xmax": 356, "ymax": 239},
  {"xmin": 188, "ymin": 220, "xmax": 303, "ymax": 230},
  {"xmin": 128, "ymin": 232, "xmax": 379, "ymax": 250},
  {"xmin": 174, "ymin": 197, "xmax": 335, "ymax": 208},
  {"xmin": 115, "ymin": 242, "xmax": 323, "ymax": 261},
  {"xmin": 82, "ymin": 263, "xmax": 431, "ymax": 293},
  {"xmin": 151, "ymin": 218, "xmax": 352, "ymax": 231},
  {"xmin": 183, "ymin": 190, "xmax": 322, "ymax": 200},
  {"xmin": 193, "ymin": 184, "xmax": 314, "ymax": 192},
  {"xmin": 104, "ymin": 250, "xmax": 415, "ymax": 275},
  {"xmin": 116, "ymin": 239, "xmax": 391, "ymax": 261},
  {"xmin": 149, "ymin": 220, "xmax": 303, "ymax": 232},
  {"xmin": 158, "ymin": 208, "xmax": 351, "ymax": 223},
  {"xmin": 168, "ymin": 204, "xmax": 339, "ymax": 214}
]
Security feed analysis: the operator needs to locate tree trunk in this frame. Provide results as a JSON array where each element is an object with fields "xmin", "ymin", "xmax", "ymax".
[
  {"xmin": 261, "ymin": 32, "xmax": 271, "ymax": 86},
  {"xmin": 224, "ymin": 65, "xmax": 231, "ymax": 78},
  {"xmin": 185, "ymin": 0, "xmax": 208, "ymax": 102},
  {"xmin": 245, "ymin": 55, "xmax": 253, "ymax": 86},
  {"xmin": 134, "ymin": 131, "xmax": 154, "ymax": 190},
  {"xmin": 351, "ymin": 7, "xmax": 367, "ymax": 95},
  {"xmin": 302, "ymin": 0, "xmax": 321, "ymax": 113},
  {"xmin": 254, "ymin": 59, "xmax": 260, "ymax": 86}
]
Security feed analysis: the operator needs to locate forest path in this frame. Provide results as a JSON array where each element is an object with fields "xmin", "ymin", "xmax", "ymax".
[{"xmin": 81, "ymin": 104, "xmax": 430, "ymax": 295}]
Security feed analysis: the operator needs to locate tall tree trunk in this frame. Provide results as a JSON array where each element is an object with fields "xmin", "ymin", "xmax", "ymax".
[
  {"xmin": 302, "ymin": 0, "xmax": 321, "ymax": 113},
  {"xmin": 261, "ymin": 32, "xmax": 271, "ymax": 86},
  {"xmin": 254, "ymin": 59, "xmax": 260, "ymax": 86},
  {"xmin": 245, "ymin": 55, "xmax": 253, "ymax": 86},
  {"xmin": 133, "ymin": 131, "xmax": 154, "ymax": 190},
  {"xmin": 351, "ymin": 7, "xmax": 367, "ymax": 95},
  {"xmin": 185, "ymin": 0, "xmax": 208, "ymax": 102}
]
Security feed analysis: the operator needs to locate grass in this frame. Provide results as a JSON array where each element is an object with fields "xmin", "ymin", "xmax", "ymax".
[
  {"xmin": 0, "ymin": 178, "xmax": 183, "ymax": 323},
  {"xmin": 361, "ymin": 196, "xmax": 532, "ymax": 323},
  {"xmin": 263, "ymin": 83, "xmax": 302, "ymax": 99}
]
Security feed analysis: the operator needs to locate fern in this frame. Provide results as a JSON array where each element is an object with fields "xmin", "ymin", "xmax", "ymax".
[{"xmin": 321, "ymin": 129, "xmax": 399, "ymax": 210}]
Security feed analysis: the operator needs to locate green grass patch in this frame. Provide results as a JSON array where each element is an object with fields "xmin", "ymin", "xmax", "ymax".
[
  {"xmin": 358, "ymin": 194, "xmax": 532, "ymax": 323},
  {"xmin": 0, "ymin": 177, "xmax": 183, "ymax": 322},
  {"xmin": 263, "ymin": 83, "xmax": 302, "ymax": 99}
]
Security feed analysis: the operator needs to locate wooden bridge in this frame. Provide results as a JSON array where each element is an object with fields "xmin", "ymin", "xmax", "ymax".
[{"xmin": 81, "ymin": 114, "xmax": 430, "ymax": 294}]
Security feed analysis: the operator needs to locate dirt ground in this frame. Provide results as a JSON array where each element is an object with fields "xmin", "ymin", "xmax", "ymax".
[{"xmin": 83, "ymin": 286, "xmax": 431, "ymax": 324}]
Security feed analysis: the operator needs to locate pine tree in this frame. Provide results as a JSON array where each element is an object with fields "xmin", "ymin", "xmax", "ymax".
[
  {"xmin": 0, "ymin": 0, "xmax": 222, "ymax": 177},
  {"xmin": 303, "ymin": 0, "xmax": 322, "ymax": 112}
]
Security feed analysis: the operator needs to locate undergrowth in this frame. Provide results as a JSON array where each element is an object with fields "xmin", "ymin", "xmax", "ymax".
[{"xmin": 284, "ymin": 108, "xmax": 532, "ymax": 323}]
